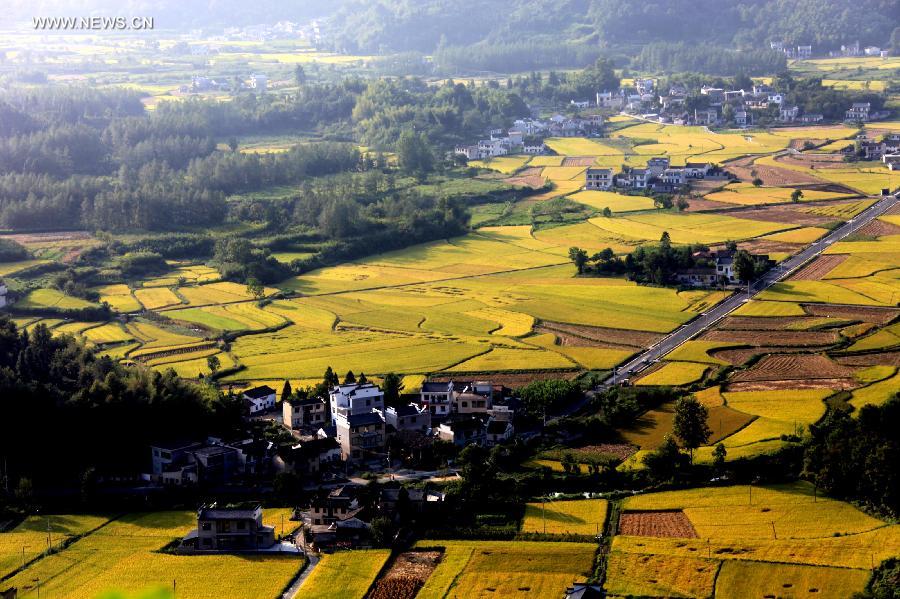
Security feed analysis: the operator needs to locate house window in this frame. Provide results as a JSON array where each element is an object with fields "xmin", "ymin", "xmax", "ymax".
[{"xmin": 201, "ymin": 522, "xmax": 211, "ymax": 531}]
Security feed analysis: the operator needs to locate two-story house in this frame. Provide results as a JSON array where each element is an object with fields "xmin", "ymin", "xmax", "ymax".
[
  {"xmin": 420, "ymin": 381, "xmax": 454, "ymax": 418},
  {"xmin": 283, "ymin": 396, "xmax": 327, "ymax": 431},
  {"xmin": 335, "ymin": 411, "xmax": 385, "ymax": 463},
  {"xmin": 436, "ymin": 418, "xmax": 486, "ymax": 447},
  {"xmin": 584, "ymin": 167, "xmax": 614, "ymax": 190},
  {"xmin": 276, "ymin": 437, "xmax": 340, "ymax": 476},
  {"xmin": 242, "ymin": 385, "xmax": 276, "ymax": 415},
  {"xmin": 846, "ymin": 102, "xmax": 871, "ymax": 122},
  {"xmin": 329, "ymin": 383, "xmax": 384, "ymax": 425},
  {"xmin": 379, "ymin": 404, "xmax": 431, "ymax": 434},
  {"xmin": 193, "ymin": 503, "xmax": 275, "ymax": 551}
]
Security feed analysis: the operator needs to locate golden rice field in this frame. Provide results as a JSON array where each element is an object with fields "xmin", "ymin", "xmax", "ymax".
[
  {"xmin": 17, "ymin": 288, "xmax": 97, "ymax": 310},
  {"xmin": 467, "ymin": 155, "xmax": 530, "ymax": 174},
  {"xmin": 588, "ymin": 211, "xmax": 794, "ymax": 245},
  {"xmin": 0, "ymin": 259, "xmax": 48, "ymax": 277},
  {"xmin": 134, "ymin": 287, "xmax": 183, "ymax": 311},
  {"xmin": 521, "ymin": 499, "xmax": 608, "ymax": 536},
  {"xmin": 635, "ymin": 361, "xmax": 709, "ymax": 386},
  {"xmin": 568, "ymin": 190, "xmax": 657, "ymax": 213},
  {"xmin": 298, "ymin": 549, "xmax": 390, "ymax": 599},
  {"xmin": 413, "ymin": 540, "xmax": 596, "ymax": 599},
  {"xmin": 3, "ymin": 509, "xmax": 303, "ymax": 599},
  {"xmin": 95, "ymin": 284, "xmax": 142, "ymax": 313},
  {"xmin": 606, "ymin": 483, "xmax": 897, "ymax": 598},
  {"xmin": 704, "ymin": 183, "xmax": 854, "ymax": 206},
  {"xmin": 0, "ymin": 514, "xmax": 110, "ymax": 579}
]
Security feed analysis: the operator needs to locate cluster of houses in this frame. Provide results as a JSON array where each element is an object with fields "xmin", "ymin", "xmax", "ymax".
[
  {"xmin": 181, "ymin": 73, "xmax": 267, "ymax": 94},
  {"xmin": 837, "ymin": 132, "xmax": 900, "ymax": 169},
  {"xmin": 585, "ymin": 157, "xmax": 717, "ymax": 194},
  {"xmin": 454, "ymin": 115, "xmax": 603, "ymax": 160},
  {"xmin": 275, "ymin": 380, "xmax": 517, "ymax": 474},
  {"xmin": 675, "ymin": 248, "xmax": 773, "ymax": 288}
]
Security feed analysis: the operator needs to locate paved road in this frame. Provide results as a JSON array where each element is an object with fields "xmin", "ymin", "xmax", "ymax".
[
  {"xmin": 582, "ymin": 192, "xmax": 899, "ymax": 396},
  {"xmin": 283, "ymin": 552, "xmax": 319, "ymax": 599}
]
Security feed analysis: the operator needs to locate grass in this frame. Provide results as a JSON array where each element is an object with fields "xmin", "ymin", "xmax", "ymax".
[
  {"xmin": 413, "ymin": 540, "xmax": 596, "ymax": 599},
  {"xmin": 521, "ymin": 499, "xmax": 608, "ymax": 536},
  {"xmin": 298, "ymin": 550, "xmax": 390, "ymax": 599},
  {"xmin": 3, "ymin": 509, "xmax": 302, "ymax": 599},
  {"xmin": 635, "ymin": 362, "xmax": 708, "ymax": 386}
]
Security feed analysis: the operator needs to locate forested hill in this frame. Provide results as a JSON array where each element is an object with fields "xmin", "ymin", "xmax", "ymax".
[{"xmin": 325, "ymin": 0, "xmax": 899, "ymax": 54}]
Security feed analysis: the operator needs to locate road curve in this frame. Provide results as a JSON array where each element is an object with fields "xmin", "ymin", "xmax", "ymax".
[{"xmin": 594, "ymin": 192, "xmax": 898, "ymax": 392}]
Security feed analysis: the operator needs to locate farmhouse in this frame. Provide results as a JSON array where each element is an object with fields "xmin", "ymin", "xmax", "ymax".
[
  {"xmin": 283, "ymin": 395, "xmax": 327, "ymax": 431},
  {"xmin": 646, "ymin": 157, "xmax": 670, "ymax": 175},
  {"xmin": 276, "ymin": 437, "xmax": 340, "ymax": 475},
  {"xmin": 335, "ymin": 411, "xmax": 386, "ymax": 463},
  {"xmin": 779, "ymin": 105, "xmax": 800, "ymax": 122},
  {"xmin": 734, "ymin": 110, "xmax": 752, "ymax": 127},
  {"xmin": 675, "ymin": 268, "xmax": 720, "ymax": 287},
  {"xmin": 305, "ymin": 486, "xmax": 359, "ymax": 526},
  {"xmin": 684, "ymin": 162, "xmax": 711, "ymax": 179},
  {"xmin": 437, "ymin": 417, "xmax": 486, "ymax": 447},
  {"xmin": 248, "ymin": 73, "xmax": 267, "ymax": 92},
  {"xmin": 378, "ymin": 403, "xmax": 431, "ymax": 434},
  {"xmin": 242, "ymin": 385, "xmax": 276, "ymax": 415},
  {"xmin": 485, "ymin": 418, "xmax": 514, "ymax": 445},
  {"xmin": 0, "ymin": 279, "xmax": 6, "ymax": 309},
  {"xmin": 662, "ymin": 168, "xmax": 687, "ymax": 186},
  {"xmin": 585, "ymin": 167, "xmax": 614, "ymax": 190},
  {"xmin": 421, "ymin": 380, "xmax": 454, "ymax": 417},
  {"xmin": 329, "ymin": 382, "xmax": 384, "ymax": 425},
  {"xmin": 846, "ymin": 102, "xmax": 872, "ymax": 122},
  {"xmin": 188, "ymin": 503, "xmax": 276, "ymax": 551}
]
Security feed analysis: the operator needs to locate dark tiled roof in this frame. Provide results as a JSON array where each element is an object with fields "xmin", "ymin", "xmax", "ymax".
[
  {"xmin": 243, "ymin": 385, "xmax": 275, "ymax": 399},
  {"xmin": 346, "ymin": 412, "xmax": 384, "ymax": 427},
  {"xmin": 421, "ymin": 382, "xmax": 451, "ymax": 392}
]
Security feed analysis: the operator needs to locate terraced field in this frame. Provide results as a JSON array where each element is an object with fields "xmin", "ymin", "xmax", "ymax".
[{"xmin": 606, "ymin": 483, "xmax": 898, "ymax": 598}]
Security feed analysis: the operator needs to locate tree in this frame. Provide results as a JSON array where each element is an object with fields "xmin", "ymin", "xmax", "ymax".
[
  {"xmin": 752, "ymin": 177, "xmax": 763, "ymax": 187},
  {"xmin": 227, "ymin": 137, "xmax": 238, "ymax": 152},
  {"xmin": 568, "ymin": 247, "xmax": 588, "ymax": 274},
  {"xmin": 518, "ymin": 379, "xmax": 581, "ymax": 421},
  {"xmin": 654, "ymin": 196, "xmax": 673, "ymax": 210},
  {"xmin": 382, "ymin": 372, "xmax": 404, "ymax": 403},
  {"xmin": 676, "ymin": 197, "xmax": 690, "ymax": 211},
  {"xmin": 281, "ymin": 379, "xmax": 292, "ymax": 401},
  {"xmin": 358, "ymin": 372, "xmax": 368, "ymax": 384},
  {"xmin": 207, "ymin": 355, "xmax": 221, "ymax": 375},
  {"xmin": 294, "ymin": 64, "xmax": 307, "ymax": 87},
  {"xmin": 344, "ymin": 370, "xmax": 356, "ymax": 384},
  {"xmin": 369, "ymin": 516, "xmax": 394, "ymax": 547},
  {"xmin": 642, "ymin": 435, "xmax": 686, "ymax": 482},
  {"xmin": 602, "ymin": 207, "xmax": 612, "ymax": 217},
  {"xmin": 660, "ymin": 231, "xmax": 671, "ymax": 246},
  {"xmin": 733, "ymin": 250, "xmax": 757, "ymax": 284},
  {"xmin": 673, "ymin": 396, "xmax": 712, "ymax": 464},
  {"xmin": 791, "ymin": 189, "xmax": 804, "ymax": 203},
  {"xmin": 397, "ymin": 130, "xmax": 434, "ymax": 177},
  {"xmin": 246, "ymin": 277, "xmax": 264, "ymax": 301},
  {"xmin": 712, "ymin": 443, "xmax": 727, "ymax": 473},
  {"xmin": 323, "ymin": 366, "xmax": 339, "ymax": 387}
]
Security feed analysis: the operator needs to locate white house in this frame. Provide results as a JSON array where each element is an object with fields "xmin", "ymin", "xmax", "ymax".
[
  {"xmin": 584, "ymin": 167, "xmax": 613, "ymax": 190},
  {"xmin": 242, "ymin": 385, "xmax": 276, "ymax": 415},
  {"xmin": 0, "ymin": 279, "xmax": 7, "ymax": 309},
  {"xmin": 767, "ymin": 93, "xmax": 784, "ymax": 105},
  {"xmin": 684, "ymin": 162, "xmax": 711, "ymax": 179},
  {"xmin": 662, "ymin": 168, "xmax": 686, "ymax": 186},
  {"xmin": 454, "ymin": 145, "xmax": 480, "ymax": 160},
  {"xmin": 570, "ymin": 100, "xmax": 590, "ymax": 109},
  {"xmin": 420, "ymin": 381, "xmax": 454, "ymax": 418},
  {"xmin": 646, "ymin": 157, "xmax": 670, "ymax": 176},
  {"xmin": 249, "ymin": 73, "xmax": 267, "ymax": 92},
  {"xmin": 846, "ymin": 102, "xmax": 872, "ymax": 122},
  {"xmin": 796, "ymin": 45, "xmax": 812, "ymax": 59},
  {"xmin": 328, "ymin": 383, "xmax": 384, "ymax": 425},
  {"xmin": 477, "ymin": 138, "xmax": 508, "ymax": 158},
  {"xmin": 523, "ymin": 142, "xmax": 546, "ymax": 154},
  {"xmin": 734, "ymin": 110, "xmax": 752, "ymax": 128},
  {"xmin": 379, "ymin": 404, "xmax": 431, "ymax": 434},
  {"xmin": 779, "ymin": 105, "xmax": 800, "ymax": 122},
  {"xmin": 627, "ymin": 168, "xmax": 648, "ymax": 189}
]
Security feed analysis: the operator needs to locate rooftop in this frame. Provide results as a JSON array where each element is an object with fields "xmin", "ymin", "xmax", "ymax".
[{"xmin": 243, "ymin": 385, "xmax": 275, "ymax": 400}]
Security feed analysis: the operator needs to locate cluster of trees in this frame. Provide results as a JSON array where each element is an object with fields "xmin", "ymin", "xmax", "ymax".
[
  {"xmin": 0, "ymin": 317, "xmax": 243, "ymax": 494},
  {"xmin": 803, "ymin": 398, "xmax": 900, "ymax": 517},
  {"xmin": 634, "ymin": 43, "xmax": 786, "ymax": 76},
  {"xmin": 569, "ymin": 236, "xmax": 770, "ymax": 285}
]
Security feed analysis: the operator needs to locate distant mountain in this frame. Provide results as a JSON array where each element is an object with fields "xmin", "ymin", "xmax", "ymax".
[{"xmin": 324, "ymin": 0, "xmax": 899, "ymax": 54}]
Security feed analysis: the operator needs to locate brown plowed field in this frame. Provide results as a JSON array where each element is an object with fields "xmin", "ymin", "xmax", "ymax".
[
  {"xmin": 430, "ymin": 371, "xmax": 581, "ymax": 387},
  {"xmin": 730, "ymin": 354, "xmax": 855, "ymax": 382},
  {"xmin": 538, "ymin": 321, "xmax": 664, "ymax": 348},
  {"xmin": 776, "ymin": 152, "xmax": 848, "ymax": 170},
  {"xmin": 369, "ymin": 551, "xmax": 442, "ymax": 599},
  {"xmin": 720, "ymin": 316, "xmax": 817, "ymax": 330},
  {"xmin": 683, "ymin": 197, "xmax": 735, "ymax": 212},
  {"xmin": 505, "ymin": 167, "xmax": 546, "ymax": 188},
  {"xmin": 803, "ymin": 304, "xmax": 899, "ymax": 325},
  {"xmin": 836, "ymin": 351, "xmax": 900, "ymax": 367},
  {"xmin": 725, "ymin": 378, "xmax": 856, "ymax": 391},
  {"xmin": 534, "ymin": 326, "xmax": 633, "ymax": 351},
  {"xmin": 722, "ymin": 207, "xmax": 832, "ymax": 227},
  {"xmin": 701, "ymin": 330, "xmax": 838, "ymax": 346},
  {"xmin": 726, "ymin": 155, "xmax": 828, "ymax": 186},
  {"xmin": 790, "ymin": 255, "xmax": 850, "ymax": 281},
  {"xmin": 562, "ymin": 156, "xmax": 597, "ymax": 167},
  {"xmin": 713, "ymin": 239, "xmax": 803, "ymax": 255},
  {"xmin": 856, "ymin": 219, "xmax": 900, "ymax": 237},
  {"xmin": 710, "ymin": 346, "xmax": 828, "ymax": 366},
  {"xmin": 618, "ymin": 511, "xmax": 698, "ymax": 538}
]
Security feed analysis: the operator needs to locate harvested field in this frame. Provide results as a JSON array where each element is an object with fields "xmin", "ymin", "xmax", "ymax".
[
  {"xmin": 369, "ymin": 551, "xmax": 442, "ymax": 599},
  {"xmin": 836, "ymin": 351, "xmax": 900, "ymax": 367},
  {"xmin": 538, "ymin": 321, "xmax": 664, "ymax": 349},
  {"xmin": 682, "ymin": 197, "xmax": 735, "ymax": 212},
  {"xmin": 730, "ymin": 354, "xmax": 854, "ymax": 382},
  {"xmin": 504, "ymin": 167, "xmax": 546, "ymax": 189},
  {"xmin": 777, "ymin": 152, "xmax": 850, "ymax": 169},
  {"xmin": 725, "ymin": 155, "xmax": 828, "ymax": 186},
  {"xmin": 701, "ymin": 330, "xmax": 838, "ymax": 346},
  {"xmin": 725, "ymin": 378, "xmax": 855, "ymax": 391},
  {"xmin": 710, "ymin": 346, "xmax": 810, "ymax": 366},
  {"xmin": 561, "ymin": 156, "xmax": 597, "ymax": 167},
  {"xmin": 534, "ymin": 326, "xmax": 630, "ymax": 350},
  {"xmin": 430, "ymin": 370, "xmax": 581, "ymax": 387},
  {"xmin": 803, "ymin": 304, "xmax": 899, "ymax": 325},
  {"xmin": 716, "ymin": 238, "xmax": 803, "ymax": 256},
  {"xmin": 790, "ymin": 255, "xmax": 849, "ymax": 280},
  {"xmin": 719, "ymin": 316, "xmax": 819, "ymax": 330},
  {"xmin": 618, "ymin": 511, "xmax": 698, "ymax": 539},
  {"xmin": 722, "ymin": 207, "xmax": 833, "ymax": 227},
  {"xmin": 856, "ymin": 218, "xmax": 900, "ymax": 237}
]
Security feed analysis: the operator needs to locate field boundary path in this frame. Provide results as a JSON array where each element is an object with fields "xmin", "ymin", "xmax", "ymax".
[
  {"xmin": 282, "ymin": 553, "xmax": 318, "ymax": 599},
  {"xmin": 579, "ymin": 192, "xmax": 899, "ymax": 400}
]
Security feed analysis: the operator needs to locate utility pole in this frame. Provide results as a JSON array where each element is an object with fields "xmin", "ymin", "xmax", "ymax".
[
  {"xmin": 542, "ymin": 497, "xmax": 547, "ymax": 534},
  {"xmin": 771, "ymin": 521, "xmax": 777, "ymax": 539},
  {"xmin": 46, "ymin": 517, "xmax": 52, "ymax": 553}
]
